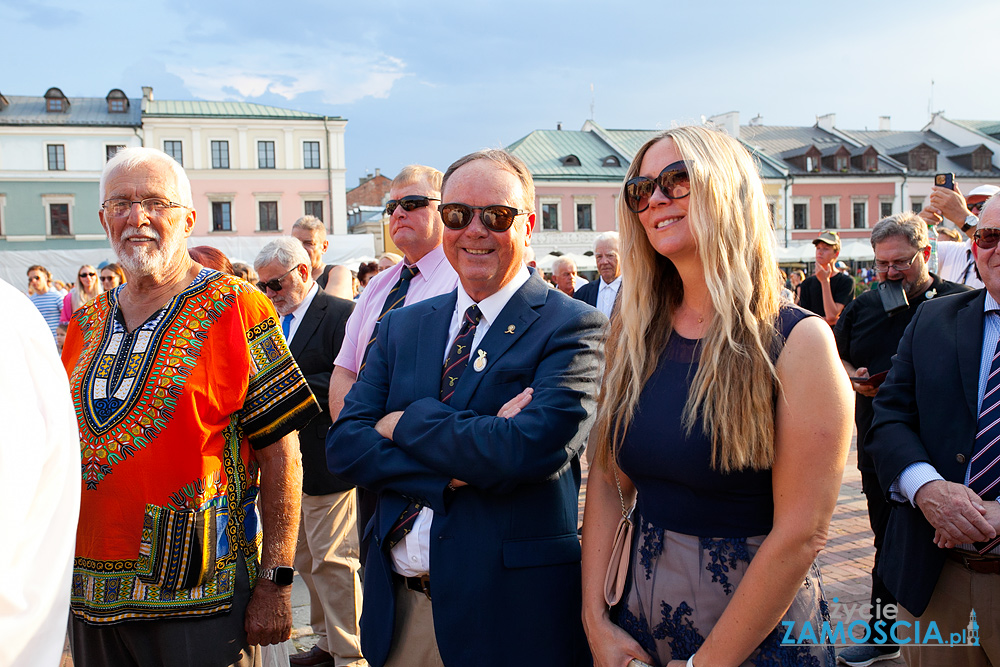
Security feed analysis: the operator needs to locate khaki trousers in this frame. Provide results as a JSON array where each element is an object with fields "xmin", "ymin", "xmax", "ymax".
[
  {"xmin": 382, "ymin": 580, "xmax": 444, "ymax": 667},
  {"xmin": 897, "ymin": 558, "xmax": 999, "ymax": 667},
  {"xmin": 294, "ymin": 490, "xmax": 364, "ymax": 665}
]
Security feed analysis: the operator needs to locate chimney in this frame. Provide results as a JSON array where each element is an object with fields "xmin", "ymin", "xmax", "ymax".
[
  {"xmin": 142, "ymin": 86, "xmax": 154, "ymax": 102},
  {"xmin": 878, "ymin": 116, "xmax": 891, "ymax": 131},
  {"xmin": 750, "ymin": 114, "xmax": 763, "ymax": 126},
  {"xmin": 374, "ymin": 168, "xmax": 380, "ymax": 177},
  {"xmin": 707, "ymin": 111, "xmax": 740, "ymax": 138},
  {"xmin": 557, "ymin": 122, "xmax": 562, "ymax": 131},
  {"xmin": 816, "ymin": 113, "xmax": 836, "ymax": 131}
]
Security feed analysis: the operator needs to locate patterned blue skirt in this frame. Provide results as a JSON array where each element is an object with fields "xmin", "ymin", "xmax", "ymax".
[{"xmin": 613, "ymin": 511, "xmax": 835, "ymax": 667}]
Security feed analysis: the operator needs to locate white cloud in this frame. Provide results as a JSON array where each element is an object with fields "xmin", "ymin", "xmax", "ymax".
[{"xmin": 166, "ymin": 45, "xmax": 408, "ymax": 105}]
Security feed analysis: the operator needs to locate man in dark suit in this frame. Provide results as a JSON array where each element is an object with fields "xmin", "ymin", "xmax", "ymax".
[
  {"xmin": 255, "ymin": 238, "xmax": 363, "ymax": 667},
  {"xmin": 328, "ymin": 149, "xmax": 604, "ymax": 667},
  {"xmin": 574, "ymin": 231, "xmax": 621, "ymax": 319},
  {"xmin": 867, "ymin": 195, "xmax": 1000, "ymax": 666}
]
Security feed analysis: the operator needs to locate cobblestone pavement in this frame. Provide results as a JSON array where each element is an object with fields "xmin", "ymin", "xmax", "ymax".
[{"xmin": 63, "ymin": 440, "xmax": 905, "ymax": 666}]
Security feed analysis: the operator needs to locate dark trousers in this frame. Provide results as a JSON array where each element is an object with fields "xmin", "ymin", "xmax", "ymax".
[
  {"xmin": 70, "ymin": 555, "xmax": 259, "ymax": 667},
  {"xmin": 861, "ymin": 469, "xmax": 899, "ymax": 647}
]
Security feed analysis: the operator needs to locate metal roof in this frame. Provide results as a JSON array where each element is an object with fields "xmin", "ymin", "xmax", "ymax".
[
  {"xmin": 0, "ymin": 95, "xmax": 141, "ymax": 127},
  {"xmin": 507, "ymin": 129, "xmax": 629, "ymax": 181},
  {"xmin": 953, "ymin": 119, "xmax": 1000, "ymax": 139},
  {"xmin": 144, "ymin": 99, "xmax": 338, "ymax": 120},
  {"xmin": 847, "ymin": 129, "xmax": 1000, "ymax": 177}
]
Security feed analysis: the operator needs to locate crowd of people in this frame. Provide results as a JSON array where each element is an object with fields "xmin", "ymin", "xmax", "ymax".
[{"xmin": 4, "ymin": 134, "xmax": 1000, "ymax": 667}]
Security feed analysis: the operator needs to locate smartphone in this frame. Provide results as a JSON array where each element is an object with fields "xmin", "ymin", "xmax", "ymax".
[
  {"xmin": 935, "ymin": 173, "xmax": 955, "ymax": 190},
  {"xmin": 848, "ymin": 370, "xmax": 889, "ymax": 387}
]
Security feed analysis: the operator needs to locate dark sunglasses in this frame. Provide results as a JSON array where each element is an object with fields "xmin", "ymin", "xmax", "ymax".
[
  {"xmin": 624, "ymin": 160, "xmax": 691, "ymax": 213},
  {"xmin": 99, "ymin": 276, "xmax": 117, "ymax": 282},
  {"xmin": 256, "ymin": 266, "xmax": 297, "ymax": 292},
  {"xmin": 440, "ymin": 203, "xmax": 527, "ymax": 232},
  {"xmin": 384, "ymin": 195, "xmax": 440, "ymax": 216},
  {"xmin": 974, "ymin": 228, "xmax": 1000, "ymax": 250},
  {"xmin": 970, "ymin": 201, "xmax": 987, "ymax": 214},
  {"xmin": 79, "ymin": 272, "xmax": 97, "ymax": 278}
]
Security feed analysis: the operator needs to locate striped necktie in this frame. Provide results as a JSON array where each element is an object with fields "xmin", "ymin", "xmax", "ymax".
[
  {"xmin": 971, "ymin": 333, "xmax": 1000, "ymax": 553},
  {"xmin": 359, "ymin": 265, "xmax": 419, "ymax": 372},
  {"xmin": 440, "ymin": 305, "xmax": 482, "ymax": 404}
]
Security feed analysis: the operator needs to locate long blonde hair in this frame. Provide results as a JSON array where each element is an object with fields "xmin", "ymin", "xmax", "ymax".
[
  {"xmin": 71, "ymin": 264, "xmax": 103, "ymax": 311},
  {"xmin": 594, "ymin": 126, "xmax": 782, "ymax": 473}
]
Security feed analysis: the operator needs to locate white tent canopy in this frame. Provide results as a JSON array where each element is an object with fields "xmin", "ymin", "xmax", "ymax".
[
  {"xmin": 0, "ymin": 234, "xmax": 377, "ymax": 294},
  {"xmin": 535, "ymin": 252, "xmax": 596, "ymax": 272}
]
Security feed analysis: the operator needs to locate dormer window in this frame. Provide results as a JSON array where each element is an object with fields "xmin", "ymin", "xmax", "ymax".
[
  {"xmin": 602, "ymin": 155, "xmax": 621, "ymax": 167},
  {"xmin": 106, "ymin": 89, "xmax": 129, "ymax": 113},
  {"xmin": 44, "ymin": 87, "xmax": 69, "ymax": 113},
  {"xmin": 864, "ymin": 154, "xmax": 877, "ymax": 171},
  {"xmin": 836, "ymin": 155, "xmax": 848, "ymax": 171},
  {"xmin": 806, "ymin": 156, "xmax": 815, "ymax": 172},
  {"xmin": 561, "ymin": 154, "xmax": 581, "ymax": 167}
]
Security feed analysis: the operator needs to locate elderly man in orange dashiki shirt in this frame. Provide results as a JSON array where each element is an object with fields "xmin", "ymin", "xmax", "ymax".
[{"xmin": 61, "ymin": 147, "xmax": 320, "ymax": 667}]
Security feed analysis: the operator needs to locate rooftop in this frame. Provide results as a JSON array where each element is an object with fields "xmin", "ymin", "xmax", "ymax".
[{"xmin": 0, "ymin": 94, "xmax": 141, "ymax": 127}]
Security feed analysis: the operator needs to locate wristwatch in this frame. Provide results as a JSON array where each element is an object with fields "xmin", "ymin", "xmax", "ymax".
[
  {"xmin": 259, "ymin": 565, "xmax": 295, "ymax": 586},
  {"xmin": 961, "ymin": 214, "xmax": 978, "ymax": 233}
]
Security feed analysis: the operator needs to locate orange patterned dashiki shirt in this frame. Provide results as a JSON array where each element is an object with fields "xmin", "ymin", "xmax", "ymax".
[{"xmin": 62, "ymin": 269, "xmax": 319, "ymax": 623}]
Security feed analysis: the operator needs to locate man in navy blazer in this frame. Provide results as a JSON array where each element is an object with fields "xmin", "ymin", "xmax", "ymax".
[
  {"xmin": 328, "ymin": 150, "xmax": 604, "ymax": 667},
  {"xmin": 574, "ymin": 231, "xmax": 621, "ymax": 319},
  {"xmin": 867, "ymin": 195, "xmax": 1000, "ymax": 665}
]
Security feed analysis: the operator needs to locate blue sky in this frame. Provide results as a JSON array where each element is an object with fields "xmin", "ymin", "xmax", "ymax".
[{"xmin": 3, "ymin": 0, "xmax": 998, "ymax": 184}]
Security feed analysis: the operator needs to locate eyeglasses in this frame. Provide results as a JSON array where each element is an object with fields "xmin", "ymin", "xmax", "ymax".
[
  {"xmin": 79, "ymin": 272, "xmax": 96, "ymax": 278},
  {"xmin": 102, "ymin": 198, "xmax": 190, "ymax": 219},
  {"xmin": 440, "ymin": 203, "xmax": 527, "ymax": 232},
  {"xmin": 99, "ymin": 276, "xmax": 117, "ymax": 283},
  {"xmin": 624, "ymin": 160, "xmax": 691, "ymax": 213},
  {"xmin": 974, "ymin": 228, "xmax": 1000, "ymax": 250},
  {"xmin": 969, "ymin": 201, "xmax": 987, "ymax": 214},
  {"xmin": 874, "ymin": 249, "xmax": 923, "ymax": 273},
  {"xmin": 384, "ymin": 195, "xmax": 440, "ymax": 216},
  {"xmin": 256, "ymin": 267, "xmax": 298, "ymax": 292}
]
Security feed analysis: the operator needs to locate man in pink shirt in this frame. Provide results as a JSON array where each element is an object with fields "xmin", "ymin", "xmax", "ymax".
[{"xmin": 327, "ymin": 164, "xmax": 458, "ymax": 571}]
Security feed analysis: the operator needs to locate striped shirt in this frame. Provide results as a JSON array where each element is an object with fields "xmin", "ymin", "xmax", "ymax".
[{"xmin": 30, "ymin": 290, "xmax": 63, "ymax": 337}]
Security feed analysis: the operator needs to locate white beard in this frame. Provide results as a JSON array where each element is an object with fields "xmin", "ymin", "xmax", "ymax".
[{"xmin": 112, "ymin": 227, "xmax": 185, "ymax": 277}]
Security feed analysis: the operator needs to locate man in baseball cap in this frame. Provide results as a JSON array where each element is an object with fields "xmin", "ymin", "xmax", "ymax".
[{"xmin": 798, "ymin": 230, "xmax": 854, "ymax": 325}]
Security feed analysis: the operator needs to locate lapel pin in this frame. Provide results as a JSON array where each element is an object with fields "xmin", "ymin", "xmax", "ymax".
[
  {"xmin": 473, "ymin": 349, "xmax": 487, "ymax": 372},
  {"xmin": 504, "ymin": 324, "xmax": 516, "ymax": 334}
]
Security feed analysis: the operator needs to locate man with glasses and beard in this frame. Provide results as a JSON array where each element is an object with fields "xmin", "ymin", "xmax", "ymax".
[
  {"xmin": 867, "ymin": 196, "xmax": 1000, "ymax": 666},
  {"xmin": 328, "ymin": 150, "xmax": 602, "ymax": 667},
  {"xmin": 327, "ymin": 165, "xmax": 458, "ymax": 572},
  {"xmin": 63, "ymin": 147, "xmax": 320, "ymax": 667},
  {"xmin": 833, "ymin": 213, "xmax": 971, "ymax": 667}
]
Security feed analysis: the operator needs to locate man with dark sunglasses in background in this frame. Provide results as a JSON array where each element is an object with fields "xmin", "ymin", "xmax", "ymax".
[
  {"xmin": 327, "ymin": 165, "xmax": 458, "ymax": 580},
  {"xmin": 923, "ymin": 183, "xmax": 1000, "ymax": 289},
  {"xmin": 867, "ymin": 193, "xmax": 1000, "ymax": 666},
  {"xmin": 328, "ymin": 149, "xmax": 602, "ymax": 667}
]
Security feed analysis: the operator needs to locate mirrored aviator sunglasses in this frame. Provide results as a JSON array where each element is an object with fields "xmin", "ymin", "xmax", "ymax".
[
  {"xmin": 624, "ymin": 160, "xmax": 692, "ymax": 213},
  {"xmin": 384, "ymin": 195, "xmax": 440, "ymax": 216},
  {"xmin": 440, "ymin": 203, "xmax": 525, "ymax": 232},
  {"xmin": 975, "ymin": 227, "xmax": 1000, "ymax": 250}
]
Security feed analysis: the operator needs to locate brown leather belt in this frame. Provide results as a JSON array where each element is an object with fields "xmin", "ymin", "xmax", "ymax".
[
  {"xmin": 947, "ymin": 550, "xmax": 1000, "ymax": 574},
  {"xmin": 393, "ymin": 572, "xmax": 431, "ymax": 599}
]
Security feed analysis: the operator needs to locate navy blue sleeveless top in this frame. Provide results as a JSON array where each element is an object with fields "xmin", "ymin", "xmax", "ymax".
[{"xmin": 618, "ymin": 305, "xmax": 814, "ymax": 538}]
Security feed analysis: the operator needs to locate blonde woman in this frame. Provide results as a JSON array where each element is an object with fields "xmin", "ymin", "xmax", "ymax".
[
  {"xmin": 60, "ymin": 264, "xmax": 102, "ymax": 323},
  {"xmin": 580, "ymin": 126, "xmax": 853, "ymax": 667}
]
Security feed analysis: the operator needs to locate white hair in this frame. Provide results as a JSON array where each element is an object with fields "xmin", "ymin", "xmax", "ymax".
[
  {"xmin": 552, "ymin": 256, "xmax": 577, "ymax": 273},
  {"xmin": 254, "ymin": 237, "xmax": 311, "ymax": 271},
  {"xmin": 594, "ymin": 231, "xmax": 620, "ymax": 248},
  {"xmin": 100, "ymin": 147, "xmax": 193, "ymax": 208}
]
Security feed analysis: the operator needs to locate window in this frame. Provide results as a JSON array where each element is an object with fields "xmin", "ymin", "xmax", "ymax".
[
  {"xmin": 576, "ymin": 203, "xmax": 593, "ymax": 231},
  {"xmin": 880, "ymin": 201, "xmax": 893, "ymax": 218},
  {"xmin": 211, "ymin": 141, "xmax": 230, "ymax": 169},
  {"xmin": 542, "ymin": 202, "xmax": 559, "ymax": 231},
  {"xmin": 109, "ymin": 98, "xmax": 125, "ymax": 112},
  {"xmin": 304, "ymin": 201, "xmax": 324, "ymax": 221},
  {"xmin": 258, "ymin": 141, "xmax": 275, "ymax": 169},
  {"xmin": 259, "ymin": 201, "xmax": 278, "ymax": 231},
  {"xmin": 806, "ymin": 156, "xmax": 815, "ymax": 172},
  {"xmin": 836, "ymin": 155, "xmax": 848, "ymax": 171},
  {"xmin": 47, "ymin": 98, "xmax": 63, "ymax": 112},
  {"xmin": 164, "ymin": 140, "xmax": 183, "ymax": 165},
  {"xmin": 47, "ymin": 144, "xmax": 65, "ymax": 171},
  {"xmin": 561, "ymin": 155, "xmax": 581, "ymax": 167},
  {"xmin": 793, "ymin": 203, "xmax": 808, "ymax": 230},
  {"xmin": 212, "ymin": 201, "xmax": 232, "ymax": 231},
  {"xmin": 106, "ymin": 145, "xmax": 125, "ymax": 162},
  {"xmin": 911, "ymin": 198, "xmax": 924, "ymax": 214},
  {"xmin": 823, "ymin": 203, "xmax": 838, "ymax": 229},
  {"xmin": 864, "ymin": 154, "xmax": 877, "ymax": 171},
  {"xmin": 602, "ymin": 155, "xmax": 621, "ymax": 167},
  {"xmin": 303, "ymin": 141, "xmax": 321, "ymax": 169},
  {"xmin": 853, "ymin": 201, "xmax": 867, "ymax": 229},
  {"xmin": 767, "ymin": 202, "xmax": 776, "ymax": 226},
  {"xmin": 50, "ymin": 204, "xmax": 70, "ymax": 236}
]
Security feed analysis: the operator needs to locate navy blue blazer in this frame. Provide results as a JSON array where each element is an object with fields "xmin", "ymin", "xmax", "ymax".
[
  {"xmin": 573, "ymin": 278, "xmax": 600, "ymax": 307},
  {"xmin": 327, "ymin": 272, "xmax": 603, "ymax": 667},
  {"xmin": 866, "ymin": 288, "xmax": 986, "ymax": 615}
]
